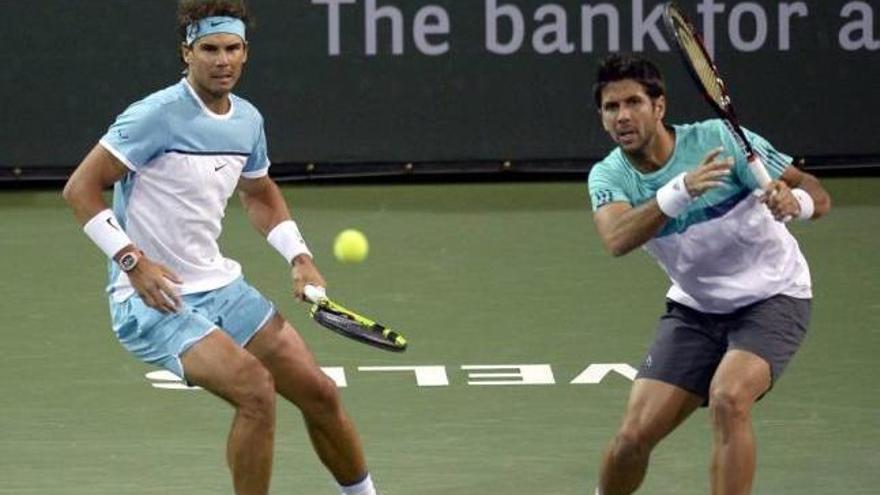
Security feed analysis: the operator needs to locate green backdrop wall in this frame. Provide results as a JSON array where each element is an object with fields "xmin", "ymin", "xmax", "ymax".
[{"xmin": 1, "ymin": 0, "xmax": 878, "ymax": 171}]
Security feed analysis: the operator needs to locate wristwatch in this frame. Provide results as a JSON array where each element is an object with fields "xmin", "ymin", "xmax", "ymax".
[{"xmin": 118, "ymin": 250, "xmax": 141, "ymax": 272}]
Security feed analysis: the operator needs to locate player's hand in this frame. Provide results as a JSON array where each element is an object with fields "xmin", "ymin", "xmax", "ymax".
[
  {"xmin": 291, "ymin": 254, "xmax": 326, "ymax": 302},
  {"xmin": 761, "ymin": 180, "xmax": 800, "ymax": 222},
  {"xmin": 683, "ymin": 147, "xmax": 733, "ymax": 197},
  {"xmin": 127, "ymin": 256, "xmax": 183, "ymax": 313}
]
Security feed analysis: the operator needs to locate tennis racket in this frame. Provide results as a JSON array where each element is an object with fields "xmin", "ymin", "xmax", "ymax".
[
  {"xmin": 303, "ymin": 285, "xmax": 408, "ymax": 352},
  {"xmin": 662, "ymin": 1, "xmax": 772, "ymax": 189}
]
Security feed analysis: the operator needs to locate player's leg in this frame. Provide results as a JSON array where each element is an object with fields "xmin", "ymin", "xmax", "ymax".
[
  {"xmin": 706, "ymin": 349, "xmax": 769, "ymax": 495},
  {"xmin": 598, "ymin": 300, "xmax": 726, "ymax": 494},
  {"xmin": 112, "ymin": 292, "xmax": 277, "ymax": 495},
  {"xmin": 246, "ymin": 312, "xmax": 370, "ymax": 487},
  {"xmin": 181, "ymin": 331, "xmax": 277, "ymax": 495},
  {"xmin": 708, "ymin": 295, "xmax": 810, "ymax": 495},
  {"xmin": 207, "ymin": 278, "xmax": 372, "ymax": 492},
  {"xmin": 599, "ymin": 378, "xmax": 703, "ymax": 494}
]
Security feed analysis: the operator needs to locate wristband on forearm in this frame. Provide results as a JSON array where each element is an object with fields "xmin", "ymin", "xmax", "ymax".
[
  {"xmin": 83, "ymin": 209, "xmax": 133, "ymax": 258},
  {"xmin": 267, "ymin": 220, "xmax": 312, "ymax": 264},
  {"xmin": 791, "ymin": 188, "xmax": 814, "ymax": 220},
  {"xmin": 656, "ymin": 172, "xmax": 694, "ymax": 218}
]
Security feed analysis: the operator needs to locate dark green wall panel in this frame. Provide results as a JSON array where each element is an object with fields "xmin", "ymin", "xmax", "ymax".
[{"xmin": 1, "ymin": 0, "xmax": 877, "ymax": 168}]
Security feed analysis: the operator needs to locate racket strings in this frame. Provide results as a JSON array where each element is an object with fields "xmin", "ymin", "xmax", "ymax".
[
  {"xmin": 671, "ymin": 13, "xmax": 726, "ymax": 107},
  {"xmin": 310, "ymin": 301, "xmax": 408, "ymax": 350}
]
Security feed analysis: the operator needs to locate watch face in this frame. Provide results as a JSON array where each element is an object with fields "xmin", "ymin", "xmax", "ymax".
[{"xmin": 119, "ymin": 252, "xmax": 138, "ymax": 272}]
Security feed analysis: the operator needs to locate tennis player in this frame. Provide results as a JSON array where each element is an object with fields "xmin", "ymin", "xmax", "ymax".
[
  {"xmin": 62, "ymin": 1, "xmax": 378, "ymax": 494},
  {"xmin": 587, "ymin": 54, "xmax": 830, "ymax": 494}
]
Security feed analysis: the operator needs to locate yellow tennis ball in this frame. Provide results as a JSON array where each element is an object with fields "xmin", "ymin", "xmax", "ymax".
[{"xmin": 333, "ymin": 229, "xmax": 369, "ymax": 263}]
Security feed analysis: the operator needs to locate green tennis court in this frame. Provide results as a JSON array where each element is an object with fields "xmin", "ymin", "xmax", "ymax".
[{"xmin": 1, "ymin": 178, "xmax": 878, "ymax": 494}]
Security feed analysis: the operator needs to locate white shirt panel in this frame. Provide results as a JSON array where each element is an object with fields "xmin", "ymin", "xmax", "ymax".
[
  {"xmin": 108, "ymin": 152, "xmax": 248, "ymax": 301},
  {"xmin": 645, "ymin": 192, "xmax": 812, "ymax": 313}
]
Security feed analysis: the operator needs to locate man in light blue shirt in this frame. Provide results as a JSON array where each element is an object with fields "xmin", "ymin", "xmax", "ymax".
[{"xmin": 63, "ymin": 2, "xmax": 378, "ymax": 494}]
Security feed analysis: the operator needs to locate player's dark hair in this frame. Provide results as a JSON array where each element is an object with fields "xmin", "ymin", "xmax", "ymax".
[
  {"xmin": 593, "ymin": 53, "xmax": 666, "ymax": 108},
  {"xmin": 177, "ymin": 0, "xmax": 253, "ymax": 64}
]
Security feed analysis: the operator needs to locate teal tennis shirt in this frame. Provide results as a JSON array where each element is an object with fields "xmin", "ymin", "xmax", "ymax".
[{"xmin": 588, "ymin": 120, "xmax": 811, "ymax": 313}]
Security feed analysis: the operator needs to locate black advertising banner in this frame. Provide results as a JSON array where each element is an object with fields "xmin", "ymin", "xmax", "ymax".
[{"xmin": 1, "ymin": 0, "xmax": 877, "ymax": 171}]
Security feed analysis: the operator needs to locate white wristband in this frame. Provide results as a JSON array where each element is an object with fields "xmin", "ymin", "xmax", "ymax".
[
  {"xmin": 83, "ymin": 209, "xmax": 133, "ymax": 258},
  {"xmin": 791, "ymin": 188, "xmax": 814, "ymax": 220},
  {"xmin": 267, "ymin": 220, "xmax": 312, "ymax": 264},
  {"xmin": 656, "ymin": 172, "xmax": 694, "ymax": 218}
]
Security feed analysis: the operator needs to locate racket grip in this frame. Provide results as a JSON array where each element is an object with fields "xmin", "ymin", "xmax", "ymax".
[
  {"xmin": 303, "ymin": 284, "xmax": 327, "ymax": 304},
  {"xmin": 747, "ymin": 155, "xmax": 772, "ymax": 189}
]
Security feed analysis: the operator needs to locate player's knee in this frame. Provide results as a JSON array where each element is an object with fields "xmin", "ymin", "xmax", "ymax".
[
  {"xmin": 299, "ymin": 373, "xmax": 342, "ymax": 420},
  {"xmin": 709, "ymin": 386, "xmax": 753, "ymax": 424},
  {"xmin": 235, "ymin": 362, "xmax": 277, "ymax": 423},
  {"xmin": 611, "ymin": 427, "xmax": 652, "ymax": 464}
]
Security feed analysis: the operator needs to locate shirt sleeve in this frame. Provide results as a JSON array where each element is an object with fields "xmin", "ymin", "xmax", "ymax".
[
  {"xmin": 242, "ymin": 121, "xmax": 270, "ymax": 179},
  {"xmin": 98, "ymin": 100, "xmax": 166, "ymax": 170},
  {"xmin": 588, "ymin": 161, "xmax": 631, "ymax": 212},
  {"xmin": 722, "ymin": 124, "xmax": 792, "ymax": 190},
  {"xmin": 743, "ymin": 127, "xmax": 792, "ymax": 178}
]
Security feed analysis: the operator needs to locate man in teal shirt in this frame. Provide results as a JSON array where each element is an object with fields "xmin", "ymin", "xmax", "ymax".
[{"xmin": 588, "ymin": 54, "xmax": 831, "ymax": 494}]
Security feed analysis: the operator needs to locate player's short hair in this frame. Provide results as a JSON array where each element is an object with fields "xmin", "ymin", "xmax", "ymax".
[{"xmin": 592, "ymin": 53, "xmax": 666, "ymax": 108}]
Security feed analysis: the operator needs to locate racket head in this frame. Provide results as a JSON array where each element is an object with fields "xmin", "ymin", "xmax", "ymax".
[
  {"xmin": 662, "ymin": 2, "xmax": 733, "ymax": 117},
  {"xmin": 310, "ymin": 300, "xmax": 408, "ymax": 352},
  {"xmin": 663, "ymin": 1, "xmax": 766, "ymax": 185}
]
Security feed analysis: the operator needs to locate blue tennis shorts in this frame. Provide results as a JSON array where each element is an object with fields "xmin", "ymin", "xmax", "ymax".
[{"xmin": 110, "ymin": 277, "xmax": 275, "ymax": 379}]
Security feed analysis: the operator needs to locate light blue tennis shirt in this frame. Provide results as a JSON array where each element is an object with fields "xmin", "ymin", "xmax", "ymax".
[
  {"xmin": 99, "ymin": 78, "xmax": 270, "ymax": 302},
  {"xmin": 588, "ymin": 119, "xmax": 811, "ymax": 313}
]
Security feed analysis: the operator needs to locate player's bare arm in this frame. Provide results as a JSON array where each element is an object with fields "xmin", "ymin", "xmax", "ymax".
[
  {"xmin": 63, "ymin": 145, "xmax": 182, "ymax": 313},
  {"xmin": 62, "ymin": 145, "xmax": 129, "ymax": 224},
  {"xmin": 593, "ymin": 148, "xmax": 732, "ymax": 257},
  {"xmin": 238, "ymin": 175, "xmax": 290, "ymax": 235},
  {"xmin": 238, "ymin": 175, "xmax": 326, "ymax": 299},
  {"xmin": 763, "ymin": 166, "xmax": 832, "ymax": 221},
  {"xmin": 593, "ymin": 201, "xmax": 667, "ymax": 257}
]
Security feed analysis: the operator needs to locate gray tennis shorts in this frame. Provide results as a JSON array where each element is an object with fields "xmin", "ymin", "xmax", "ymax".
[{"xmin": 637, "ymin": 294, "xmax": 810, "ymax": 402}]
